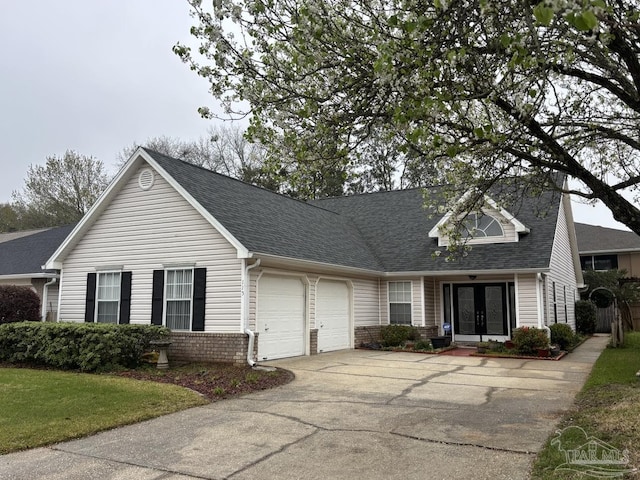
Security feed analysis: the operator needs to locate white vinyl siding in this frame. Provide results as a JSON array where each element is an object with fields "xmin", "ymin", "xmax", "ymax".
[
  {"xmin": 516, "ymin": 274, "xmax": 539, "ymax": 327},
  {"xmin": 353, "ymin": 278, "xmax": 380, "ymax": 327},
  {"xmin": 96, "ymin": 272, "xmax": 120, "ymax": 323},
  {"xmin": 546, "ymin": 196, "xmax": 579, "ymax": 329},
  {"xmin": 57, "ymin": 163, "xmax": 243, "ymax": 331},
  {"xmin": 423, "ymin": 277, "xmax": 436, "ymax": 327}
]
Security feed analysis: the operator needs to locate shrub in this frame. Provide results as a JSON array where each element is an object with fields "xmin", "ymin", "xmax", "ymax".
[
  {"xmin": 549, "ymin": 323, "xmax": 575, "ymax": 350},
  {"xmin": 0, "ymin": 286, "xmax": 41, "ymax": 324},
  {"xmin": 380, "ymin": 324, "xmax": 419, "ymax": 347},
  {"xmin": 575, "ymin": 300, "xmax": 597, "ymax": 335},
  {"xmin": 512, "ymin": 327, "xmax": 549, "ymax": 355},
  {"xmin": 414, "ymin": 339, "xmax": 432, "ymax": 351},
  {"xmin": 0, "ymin": 322, "xmax": 169, "ymax": 372}
]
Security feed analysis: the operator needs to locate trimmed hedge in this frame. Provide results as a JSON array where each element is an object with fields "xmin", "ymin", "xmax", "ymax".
[
  {"xmin": 575, "ymin": 300, "xmax": 597, "ymax": 335},
  {"xmin": 0, "ymin": 322, "xmax": 170, "ymax": 372},
  {"xmin": 380, "ymin": 324, "xmax": 419, "ymax": 347},
  {"xmin": 0, "ymin": 285, "xmax": 40, "ymax": 324},
  {"xmin": 549, "ymin": 323, "xmax": 575, "ymax": 350}
]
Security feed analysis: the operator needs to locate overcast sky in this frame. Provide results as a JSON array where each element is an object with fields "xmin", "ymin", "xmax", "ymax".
[{"xmin": 0, "ymin": 2, "xmax": 634, "ymax": 231}]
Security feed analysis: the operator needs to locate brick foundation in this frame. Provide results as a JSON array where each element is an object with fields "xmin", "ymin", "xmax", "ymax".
[
  {"xmin": 167, "ymin": 332, "xmax": 258, "ymax": 365},
  {"xmin": 354, "ymin": 325, "xmax": 440, "ymax": 346},
  {"xmin": 310, "ymin": 329, "xmax": 318, "ymax": 355}
]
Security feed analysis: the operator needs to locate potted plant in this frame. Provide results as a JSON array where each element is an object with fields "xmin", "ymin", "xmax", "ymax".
[{"xmin": 537, "ymin": 347, "xmax": 550, "ymax": 357}]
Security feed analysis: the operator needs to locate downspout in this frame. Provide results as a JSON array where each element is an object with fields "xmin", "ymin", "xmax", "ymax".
[
  {"xmin": 537, "ymin": 273, "xmax": 551, "ymax": 343},
  {"xmin": 41, "ymin": 278, "xmax": 57, "ymax": 322},
  {"xmin": 243, "ymin": 259, "xmax": 261, "ymax": 367}
]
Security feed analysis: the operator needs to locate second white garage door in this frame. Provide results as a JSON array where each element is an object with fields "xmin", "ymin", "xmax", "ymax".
[
  {"xmin": 257, "ymin": 275, "xmax": 306, "ymax": 361},
  {"xmin": 316, "ymin": 279, "xmax": 350, "ymax": 353}
]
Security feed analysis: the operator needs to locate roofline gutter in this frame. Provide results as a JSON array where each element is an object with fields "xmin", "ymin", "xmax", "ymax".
[
  {"xmin": 383, "ymin": 267, "xmax": 551, "ymax": 277},
  {"xmin": 579, "ymin": 248, "xmax": 640, "ymax": 255},
  {"xmin": 0, "ymin": 273, "xmax": 59, "ymax": 280},
  {"xmin": 251, "ymin": 252, "xmax": 550, "ymax": 278},
  {"xmin": 251, "ymin": 252, "xmax": 383, "ymax": 277}
]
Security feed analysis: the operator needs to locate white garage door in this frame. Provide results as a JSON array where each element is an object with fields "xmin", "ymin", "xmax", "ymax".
[
  {"xmin": 257, "ymin": 275, "xmax": 305, "ymax": 361},
  {"xmin": 316, "ymin": 279, "xmax": 350, "ymax": 353}
]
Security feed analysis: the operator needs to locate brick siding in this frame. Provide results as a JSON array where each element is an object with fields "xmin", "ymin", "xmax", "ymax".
[
  {"xmin": 310, "ymin": 329, "xmax": 318, "ymax": 355},
  {"xmin": 167, "ymin": 332, "xmax": 258, "ymax": 365},
  {"xmin": 354, "ymin": 325, "xmax": 440, "ymax": 346}
]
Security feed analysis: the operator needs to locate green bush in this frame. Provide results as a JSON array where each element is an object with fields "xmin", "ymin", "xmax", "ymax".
[
  {"xmin": 0, "ymin": 322, "xmax": 170, "ymax": 372},
  {"xmin": 380, "ymin": 324, "xmax": 419, "ymax": 347},
  {"xmin": 575, "ymin": 300, "xmax": 597, "ymax": 335},
  {"xmin": 414, "ymin": 339, "xmax": 432, "ymax": 351},
  {"xmin": 0, "ymin": 285, "xmax": 41, "ymax": 324},
  {"xmin": 512, "ymin": 327, "xmax": 549, "ymax": 355},
  {"xmin": 549, "ymin": 323, "xmax": 575, "ymax": 350}
]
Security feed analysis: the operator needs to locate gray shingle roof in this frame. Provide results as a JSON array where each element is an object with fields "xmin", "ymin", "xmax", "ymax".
[
  {"xmin": 147, "ymin": 149, "xmax": 385, "ymax": 271},
  {"xmin": 0, "ymin": 224, "xmax": 76, "ymax": 276},
  {"xmin": 145, "ymin": 149, "xmax": 562, "ymax": 273},
  {"xmin": 575, "ymin": 223, "xmax": 640, "ymax": 253},
  {"xmin": 311, "ymin": 188, "xmax": 560, "ymax": 272}
]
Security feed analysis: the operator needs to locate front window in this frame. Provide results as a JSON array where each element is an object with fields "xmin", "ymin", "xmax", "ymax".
[
  {"xmin": 96, "ymin": 272, "xmax": 121, "ymax": 324},
  {"xmin": 580, "ymin": 255, "xmax": 618, "ymax": 271},
  {"xmin": 389, "ymin": 281, "xmax": 412, "ymax": 325},
  {"xmin": 461, "ymin": 213, "xmax": 504, "ymax": 238},
  {"xmin": 165, "ymin": 269, "xmax": 193, "ymax": 330}
]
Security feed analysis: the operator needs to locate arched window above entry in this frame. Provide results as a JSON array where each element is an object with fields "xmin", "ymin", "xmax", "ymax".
[{"xmin": 461, "ymin": 213, "xmax": 504, "ymax": 238}]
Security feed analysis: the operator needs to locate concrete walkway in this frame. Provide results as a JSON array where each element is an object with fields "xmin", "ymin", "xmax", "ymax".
[{"xmin": 0, "ymin": 335, "xmax": 609, "ymax": 480}]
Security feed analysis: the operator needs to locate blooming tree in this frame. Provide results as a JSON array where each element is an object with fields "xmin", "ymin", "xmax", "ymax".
[{"xmin": 175, "ymin": 0, "xmax": 640, "ymax": 232}]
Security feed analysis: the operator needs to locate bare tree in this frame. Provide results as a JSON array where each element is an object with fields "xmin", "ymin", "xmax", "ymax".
[{"xmin": 11, "ymin": 150, "xmax": 109, "ymax": 228}]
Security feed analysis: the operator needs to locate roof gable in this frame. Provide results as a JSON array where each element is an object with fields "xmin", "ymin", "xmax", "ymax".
[{"xmin": 427, "ymin": 192, "xmax": 530, "ymax": 247}]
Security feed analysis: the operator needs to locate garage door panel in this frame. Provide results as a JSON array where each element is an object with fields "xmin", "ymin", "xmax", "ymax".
[
  {"xmin": 317, "ymin": 280, "xmax": 350, "ymax": 353},
  {"xmin": 257, "ymin": 275, "xmax": 305, "ymax": 361}
]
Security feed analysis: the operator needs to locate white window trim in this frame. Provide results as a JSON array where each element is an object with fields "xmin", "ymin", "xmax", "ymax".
[
  {"xmin": 388, "ymin": 280, "xmax": 413, "ymax": 325},
  {"xmin": 95, "ymin": 270, "xmax": 121, "ymax": 324},
  {"xmin": 163, "ymin": 267, "xmax": 194, "ymax": 331}
]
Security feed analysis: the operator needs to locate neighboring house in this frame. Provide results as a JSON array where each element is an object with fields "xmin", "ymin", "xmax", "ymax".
[
  {"xmin": 575, "ymin": 222, "xmax": 640, "ymax": 330},
  {"xmin": 0, "ymin": 225, "xmax": 75, "ymax": 321},
  {"xmin": 44, "ymin": 148, "xmax": 584, "ymax": 363},
  {"xmin": 575, "ymin": 223, "xmax": 640, "ymax": 277}
]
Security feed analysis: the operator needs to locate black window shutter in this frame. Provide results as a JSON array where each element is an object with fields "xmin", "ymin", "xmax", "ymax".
[
  {"xmin": 84, "ymin": 273, "xmax": 97, "ymax": 323},
  {"xmin": 119, "ymin": 271, "xmax": 132, "ymax": 324},
  {"xmin": 192, "ymin": 268, "xmax": 206, "ymax": 331},
  {"xmin": 151, "ymin": 270, "xmax": 164, "ymax": 326}
]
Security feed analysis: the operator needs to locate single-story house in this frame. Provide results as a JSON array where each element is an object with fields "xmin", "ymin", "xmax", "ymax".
[
  {"xmin": 0, "ymin": 225, "xmax": 75, "ymax": 321},
  {"xmin": 45, "ymin": 148, "xmax": 584, "ymax": 364}
]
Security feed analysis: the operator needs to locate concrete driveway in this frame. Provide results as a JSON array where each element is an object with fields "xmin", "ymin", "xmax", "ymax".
[{"xmin": 1, "ymin": 335, "xmax": 608, "ymax": 480}]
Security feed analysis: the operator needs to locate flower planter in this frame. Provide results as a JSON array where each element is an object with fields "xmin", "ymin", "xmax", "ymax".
[
  {"xmin": 537, "ymin": 348, "xmax": 550, "ymax": 358},
  {"xmin": 505, "ymin": 340, "xmax": 515, "ymax": 350}
]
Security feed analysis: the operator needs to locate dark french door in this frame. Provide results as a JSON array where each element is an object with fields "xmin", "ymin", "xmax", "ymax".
[{"xmin": 453, "ymin": 283, "xmax": 508, "ymax": 337}]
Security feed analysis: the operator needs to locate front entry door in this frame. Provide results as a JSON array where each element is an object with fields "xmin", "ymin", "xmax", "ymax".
[{"xmin": 453, "ymin": 283, "xmax": 508, "ymax": 338}]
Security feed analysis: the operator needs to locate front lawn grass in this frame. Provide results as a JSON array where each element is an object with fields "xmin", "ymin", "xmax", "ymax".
[
  {"xmin": 530, "ymin": 332, "xmax": 640, "ymax": 479},
  {"xmin": 0, "ymin": 367, "xmax": 208, "ymax": 454}
]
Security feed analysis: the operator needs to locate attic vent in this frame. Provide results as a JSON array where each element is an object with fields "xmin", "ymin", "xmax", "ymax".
[{"xmin": 138, "ymin": 168, "xmax": 155, "ymax": 191}]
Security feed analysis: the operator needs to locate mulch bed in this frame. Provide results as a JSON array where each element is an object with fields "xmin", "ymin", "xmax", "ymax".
[{"xmin": 115, "ymin": 363, "xmax": 295, "ymax": 401}]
